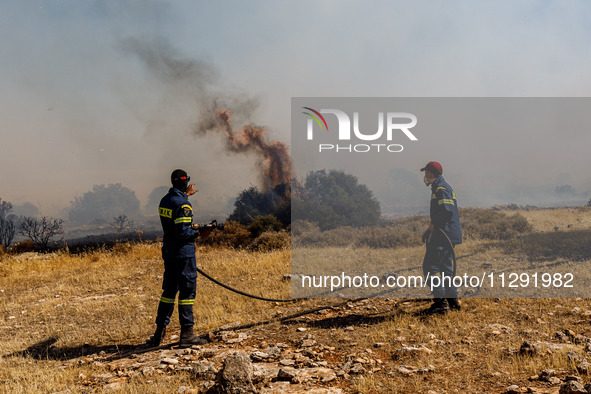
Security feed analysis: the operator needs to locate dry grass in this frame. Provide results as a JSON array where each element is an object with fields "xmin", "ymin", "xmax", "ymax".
[
  {"xmin": 0, "ymin": 207, "xmax": 590, "ymax": 393},
  {"xmin": 507, "ymin": 206, "xmax": 591, "ymax": 233},
  {"xmin": 0, "ymin": 243, "xmax": 292, "ymax": 393}
]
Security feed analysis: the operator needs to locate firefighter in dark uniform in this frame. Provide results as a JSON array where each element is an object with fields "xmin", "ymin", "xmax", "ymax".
[
  {"xmin": 148, "ymin": 169, "xmax": 206, "ymax": 346},
  {"xmin": 420, "ymin": 161, "xmax": 463, "ymax": 315}
]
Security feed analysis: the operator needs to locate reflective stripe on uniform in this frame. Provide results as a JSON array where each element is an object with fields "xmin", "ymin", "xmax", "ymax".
[
  {"xmin": 159, "ymin": 207, "xmax": 172, "ymax": 218},
  {"xmin": 436, "ymin": 186, "xmax": 447, "ymax": 191},
  {"xmin": 438, "ymin": 199, "xmax": 455, "ymax": 205},
  {"xmin": 178, "ymin": 299, "xmax": 194, "ymax": 305},
  {"xmin": 174, "ymin": 217, "xmax": 192, "ymax": 224},
  {"xmin": 160, "ymin": 296, "xmax": 175, "ymax": 304},
  {"xmin": 431, "ymin": 194, "xmax": 436, "ymax": 200}
]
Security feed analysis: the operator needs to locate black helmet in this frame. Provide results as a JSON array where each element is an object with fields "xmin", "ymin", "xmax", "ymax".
[{"xmin": 171, "ymin": 169, "xmax": 190, "ymax": 192}]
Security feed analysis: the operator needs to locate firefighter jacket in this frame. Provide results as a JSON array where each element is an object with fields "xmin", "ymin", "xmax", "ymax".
[
  {"xmin": 429, "ymin": 176, "xmax": 462, "ymax": 245},
  {"xmin": 158, "ymin": 187, "xmax": 197, "ymax": 259}
]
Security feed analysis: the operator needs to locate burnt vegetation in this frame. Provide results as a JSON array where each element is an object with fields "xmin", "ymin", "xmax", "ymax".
[
  {"xmin": 18, "ymin": 216, "xmax": 65, "ymax": 250},
  {"xmin": 0, "ymin": 199, "xmax": 16, "ymax": 249}
]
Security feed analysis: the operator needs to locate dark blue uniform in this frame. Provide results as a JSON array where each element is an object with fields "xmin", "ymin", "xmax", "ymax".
[
  {"xmin": 156, "ymin": 187, "xmax": 198, "ymax": 328},
  {"xmin": 423, "ymin": 176, "xmax": 462, "ymax": 299}
]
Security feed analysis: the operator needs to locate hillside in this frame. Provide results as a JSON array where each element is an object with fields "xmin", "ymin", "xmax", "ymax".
[{"xmin": 1, "ymin": 208, "xmax": 591, "ymax": 393}]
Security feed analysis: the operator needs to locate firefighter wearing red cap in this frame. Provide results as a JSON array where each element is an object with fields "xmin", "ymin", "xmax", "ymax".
[
  {"xmin": 420, "ymin": 161, "xmax": 462, "ymax": 314},
  {"xmin": 148, "ymin": 169, "xmax": 206, "ymax": 347}
]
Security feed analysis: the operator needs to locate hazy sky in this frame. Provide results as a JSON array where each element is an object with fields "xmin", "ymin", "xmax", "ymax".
[{"xmin": 2, "ymin": 1, "xmax": 591, "ymax": 217}]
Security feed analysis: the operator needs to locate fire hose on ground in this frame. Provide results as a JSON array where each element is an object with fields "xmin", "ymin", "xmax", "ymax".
[{"xmin": 194, "ymin": 228, "xmax": 462, "ymax": 321}]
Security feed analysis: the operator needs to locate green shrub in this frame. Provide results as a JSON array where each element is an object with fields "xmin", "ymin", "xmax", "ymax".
[
  {"xmin": 199, "ymin": 220, "xmax": 252, "ymax": 249},
  {"xmin": 248, "ymin": 230, "xmax": 290, "ymax": 251},
  {"xmin": 248, "ymin": 215, "xmax": 283, "ymax": 238},
  {"xmin": 291, "ymin": 220, "xmax": 320, "ymax": 237}
]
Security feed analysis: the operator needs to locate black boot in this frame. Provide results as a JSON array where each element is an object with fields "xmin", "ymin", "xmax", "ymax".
[
  {"xmin": 447, "ymin": 298, "xmax": 461, "ymax": 311},
  {"xmin": 419, "ymin": 298, "xmax": 450, "ymax": 315},
  {"xmin": 179, "ymin": 327, "xmax": 208, "ymax": 347},
  {"xmin": 147, "ymin": 325, "xmax": 166, "ymax": 346}
]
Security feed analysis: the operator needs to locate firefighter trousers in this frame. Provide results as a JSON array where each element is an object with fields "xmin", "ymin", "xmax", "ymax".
[
  {"xmin": 422, "ymin": 233, "xmax": 457, "ymax": 299},
  {"xmin": 155, "ymin": 256, "xmax": 197, "ymax": 328}
]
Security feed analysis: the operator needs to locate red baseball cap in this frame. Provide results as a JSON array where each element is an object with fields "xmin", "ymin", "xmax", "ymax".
[{"xmin": 420, "ymin": 161, "xmax": 443, "ymax": 175}]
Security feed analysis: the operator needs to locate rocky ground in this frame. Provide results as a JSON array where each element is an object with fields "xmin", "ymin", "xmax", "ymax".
[{"xmin": 42, "ymin": 298, "xmax": 591, "ymax": 394}]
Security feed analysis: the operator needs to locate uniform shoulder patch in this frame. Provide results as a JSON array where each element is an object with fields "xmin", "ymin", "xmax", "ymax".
[{"xmin": 181, "ymin": 204, "xmax": 192, "ymax": 217}]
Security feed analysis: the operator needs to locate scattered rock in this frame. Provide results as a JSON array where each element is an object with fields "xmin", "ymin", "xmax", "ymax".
[
  {"xmin": 277, "ymin": 367, "xmax": 299, "ymax": 381},
  {"xmin": 578, "ymin": 361, "xmax": 591, "ymax": 374},
  {"xmin": 192, "ymin": 361, "xmax": 217, "ymax": 380},
  {"xmin": 250, "ymin": 351, "xmax": 269, "ymax": 362},
  {"xmin": 252, "ymin": 363, "xmax": 280, "ymax": 382},
  {"xmin": 296, "ymin": 327, "xmax": 307, "ymax": 332},
  {"xmin": 559, "ymin": 380, "xmax": 587, "ymax": 394},
  {"xmin": 557, "ymin": 331, "xmax": 570, "ymax": 342},
  {"xmin": 141, "ymin": 366, "xmax": 155, "ymax": 376},
  {"xmin": 565, "ymin": 376, "xmax": 581, "ymax": 382},
  {"xmin": 373, "ymin": 342, "xmax": 386, "ymax": 348},
  {"xmin": 520, "ymin": 341, "xmax": 541, "ymax": 356},
  {"xmin": 279, "ymin": 359, "xmax": 295, "ymax": 367},
  {"xmin": 297, "ymin": 367, "xmax": 337, "ymax": 383},
  {"xmin": 485, "ymin": 324, "xmax": 514, "ymax": 335},
  {"xmin": 220, "ymin": 351, "xmax": 256, "ymax": 393},
  {"xmin": 197, "ymin": 381, "xmax": 215, "ymax": 392},
  {"xmin": 539, "ymin": 369, "xmax": 556, "ymax": 381},
  {"xmin": 395, "ymin": 345, "xmax": 433, "ymax": 356},
  {"xmin": 505, "ymin": 385, "xmax": 520, "ymax": 394},
  {"xmin": 161, "ymin": 358, "xmax": 179, "ymax": 365},
  {"xmin": 567, "ymin": 351, "xmax": 585, "ymax": 364},
  {"xmin": 301, "ymin": 339, "xmax": 317, "ymax": 348},
  {"xmin": 348, "ymin": 363, "xmax": 366, "ymax": 375},
  {"xmin": 565, "ymin": 329, "xmax": 577, "ymax": 339},
  {"xmin": 397, "ymin": 364, "xmax": 435, "ymax": 376},
  {"xmin": 262, "ymin": 345, "xmax": 281, "ymax": 359},
  {"xmin": 103, "ymin": 382, "xmax": 122, "ymax": 391},
  {"xmin": 227, "ymin": 333, "xmax": 249, "ymax": 344}
]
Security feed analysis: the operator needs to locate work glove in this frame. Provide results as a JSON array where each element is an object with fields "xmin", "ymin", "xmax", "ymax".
[{"xmin": 421, "ymin": 229, "xmax": 431, "ymax": 244}]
